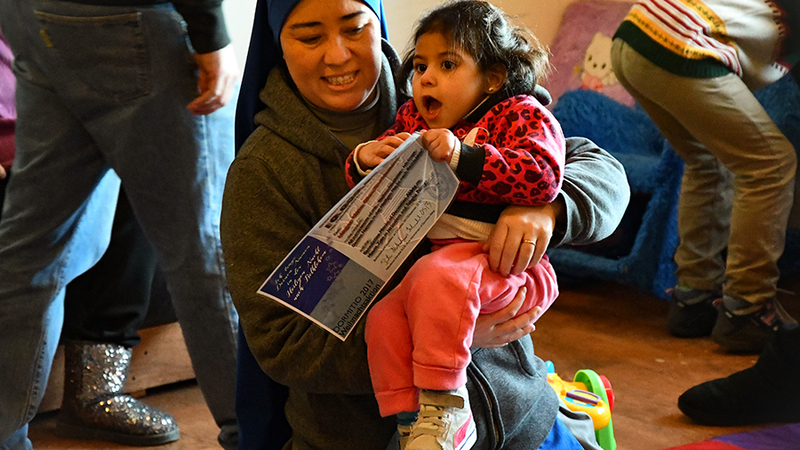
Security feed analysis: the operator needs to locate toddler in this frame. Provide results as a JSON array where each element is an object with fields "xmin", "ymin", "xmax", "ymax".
[{"xmin": 345, "ymin": 2, "xmax": 565, "ymax": 449}]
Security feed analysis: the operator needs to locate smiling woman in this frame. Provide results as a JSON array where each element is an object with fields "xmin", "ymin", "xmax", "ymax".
[
  {"xmin": 280, "ymin": 0, "xmax": 383, "ymax": 112},
  {"xmin": 221, "ymin": 0, "xmax": 630, "ymax": 449}
]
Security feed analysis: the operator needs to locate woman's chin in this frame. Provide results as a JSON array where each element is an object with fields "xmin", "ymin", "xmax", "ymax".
[{"xmin": 317, "ymin": 93, "xmax": 370, "ymax": 112}]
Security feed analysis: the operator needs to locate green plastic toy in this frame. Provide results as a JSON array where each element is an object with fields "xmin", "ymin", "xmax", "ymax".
[{"xmin": 546, "ymin": 361, "xmax": 616, "ymax": 450}]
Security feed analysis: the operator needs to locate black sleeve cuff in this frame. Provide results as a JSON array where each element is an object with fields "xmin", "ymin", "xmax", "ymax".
[
  {"xmin": 455, "ymin": 143, "xmax": 484, "ymax": 185},
  {"xmin": 173, "ymin": 3, "xmax": 231, "ymax": 54}
]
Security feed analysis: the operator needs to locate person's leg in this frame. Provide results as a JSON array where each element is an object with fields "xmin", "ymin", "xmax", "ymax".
[
  {"xmin": 611, "ymin": 40, "xmax": 732, "ymax": 293},
  {"xmin": 406, "ymin": 242, "xmax": 555, "ymax": 391},
  {"xmin": 365, "ymin": 284, "xmax": 417, "ymax": 417},
  {"xmin": 393, "ymin": 242, "xmax": 557, "ymax": 450},
  {"xmin": 535, "ymin": 416, "xmax": 593, "ymax": 450},
  {"xmin": 83, "ymin": 5, "xmax": 238, "ymax": 445},
  {"xmin": 62, "ymin": 188, "xmax": 155, "ymax": 348},
  {"xmin": 0, "ymin": 146, "xmax": 118, "ymax": 450},
  {"xmin": 611, "ymin": 39, "xmax": 729, "ymax": 338},
  {"xmin": 3, "ymin": 2, "xmax": 237, "ymax": 446},
  {"xmin": 611, "ymin": 39, "xmax": 797, "ymax": 352},
  {"xmin": 57, "ymin": 188, "xmax": 179, "ymax": 444},
  {"xmin": 368, "ymin": 243, "xmax": 494, "ymax": 450},
  {"xmin": 0, "ymin": 4, "xmax": 123, "ymax": 447},
  {"xmin": 552, "ymin": 403, "xmax": 604, "ymax": 450},
  {"xmin": 678, "ymin": 326, "xmax": 800, "ymax": 426},
  {"xmin": 403, "ymin": 243, "xmax": 483, "ymax": 391},
  {"xmin": 123, "ymin": 103, "xmax": 238, "ymax": 450}
]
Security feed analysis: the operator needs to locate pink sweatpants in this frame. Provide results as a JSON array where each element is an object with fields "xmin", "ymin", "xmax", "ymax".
[{"xmin": 365, "ymin": 241, "xmax": 558, "ymax": 417}]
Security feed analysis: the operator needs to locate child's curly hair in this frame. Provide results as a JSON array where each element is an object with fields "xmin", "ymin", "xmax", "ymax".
[{"xmin": 398, "ymin": 0, "xmax": 551, "ymax": 98}]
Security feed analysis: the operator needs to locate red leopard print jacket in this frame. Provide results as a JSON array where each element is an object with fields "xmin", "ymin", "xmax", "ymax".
[{"xmin": 345, "ymin": 94, "xmax": 565, "ymax": 207}]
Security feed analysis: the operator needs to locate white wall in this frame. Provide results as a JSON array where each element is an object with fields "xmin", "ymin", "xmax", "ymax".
[
  {"xmin": 223, "ymin": 0, "xmax": 258, "ymax": 72},
  {"xmin": 384, "ymin": 0, "xmax": 577, "ymax": 54},
  {"xmin": 222, "ymin": 0, "xmax": 630, "ymax": 72}
]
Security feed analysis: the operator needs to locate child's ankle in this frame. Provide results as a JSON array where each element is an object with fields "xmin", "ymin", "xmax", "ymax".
[{"xmin": 396, "ymin": 410, "xmax": 418, "ymax": 426}]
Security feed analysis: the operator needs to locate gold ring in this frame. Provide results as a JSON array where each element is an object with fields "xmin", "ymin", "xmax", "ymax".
[{"xmin": 522, "ymin": 239, "xmax": 536, "ymax": 245}]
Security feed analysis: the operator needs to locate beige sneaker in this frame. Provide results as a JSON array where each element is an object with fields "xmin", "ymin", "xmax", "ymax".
[
  {"xmin": 398, "ymin": 423, "xmax": 413, "ymax": 450},
  {"xmin": 406, "ymin": 386, "xmax": 476, "ymax": 450}
]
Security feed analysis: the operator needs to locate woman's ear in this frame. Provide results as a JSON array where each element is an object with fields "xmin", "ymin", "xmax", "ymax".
[{"xmin": 485, "ymin": 65, "xmax": 507, "ymax": 93}]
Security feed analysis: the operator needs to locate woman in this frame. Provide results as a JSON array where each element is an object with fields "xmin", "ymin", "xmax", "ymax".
[{"xmin": 221, "ymin": 0, "xmax": 630, "ymax": 448}]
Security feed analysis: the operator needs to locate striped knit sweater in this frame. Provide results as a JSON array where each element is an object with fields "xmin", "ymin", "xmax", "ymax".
[{"xmin": 614, "ymin": 0, "xmax": 800, "ymax": 90}]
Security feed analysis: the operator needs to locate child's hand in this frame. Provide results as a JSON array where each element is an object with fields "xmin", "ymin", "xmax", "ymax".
[
  {"xmin": 420, "ymin": 129, "xmax": 459, "ymax": 163},
  {"xmin": 483, "ymin": 205, "xmax": 556, "ymax": 276},
  {"xmin": 356, "ymin": 132, "xmax": 412, "ymax": 169}
]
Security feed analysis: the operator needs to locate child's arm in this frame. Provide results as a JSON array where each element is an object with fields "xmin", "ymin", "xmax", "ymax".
[
  {"xmin": 355, "ymin": 134, "xmax": 412, "ymax": 171},
  {"xmin": 344, "ymin": 132, "xmax": 412, "ymax": 188},
  {"xmin": 343, "ymin": 100, "xmax": 423, "ymax": 188},
  {"xmin": 455, "ymin": 95, "xmax": 566, "ymax": 206},
  {"xmin": 419, "ymin": 128, "xmax": 461, "ymax": 167}
]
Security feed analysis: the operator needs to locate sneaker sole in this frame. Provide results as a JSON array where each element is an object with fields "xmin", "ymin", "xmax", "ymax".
[
  {"xmin": 678, "ymin": 397, "xmax": 800, "ymax": 427},
  {"xmin": 456, "ymin": 416, "xmax": 477, "ymax": 450},
  {"xmin": 54, "ymin": 421, "xmax": 180, "ymax": 446}
]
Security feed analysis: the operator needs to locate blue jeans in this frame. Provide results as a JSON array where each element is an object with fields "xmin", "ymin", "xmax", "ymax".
[{"xmin": 0, "ymin": 1, "xmax": 238, "ymax": 448}]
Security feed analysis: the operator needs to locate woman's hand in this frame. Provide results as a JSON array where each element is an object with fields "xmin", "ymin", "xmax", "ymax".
[
  {"xmin": 472, "ymin": 286, "xmax": 541, "ymax": 348},
  {"xmin": 483, "ymin": 202, "xmax": 562, "ymax": 276}
]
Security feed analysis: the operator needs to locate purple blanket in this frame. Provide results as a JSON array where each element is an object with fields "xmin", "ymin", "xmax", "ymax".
[
  {"xmin": 0, "ymin": 31, "xmax": 15, "ymax": 170},
  {"xmin": 543, "ymin": 0, "xmax": 635, "ymax": 108}
]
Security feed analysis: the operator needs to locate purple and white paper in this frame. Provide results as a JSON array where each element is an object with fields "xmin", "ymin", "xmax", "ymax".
[{"xmin": 259, "ymin": 134, "xmax": 459, "ymax": 340}]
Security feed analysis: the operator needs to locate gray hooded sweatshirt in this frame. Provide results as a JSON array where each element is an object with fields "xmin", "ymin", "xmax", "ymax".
[{"xmin": 221, "ymin": 43, "xmax": 630, "ymax": 450}]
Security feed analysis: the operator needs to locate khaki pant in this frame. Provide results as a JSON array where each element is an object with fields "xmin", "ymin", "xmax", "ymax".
[{"xmin": 611, "ymin": 39, "xmax": 796, "ymax": 305}]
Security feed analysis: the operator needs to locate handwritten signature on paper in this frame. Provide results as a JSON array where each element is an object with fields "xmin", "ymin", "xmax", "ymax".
[{"xmin": 271, "ymin": 245, "xmax": 329, "ymax": 302}]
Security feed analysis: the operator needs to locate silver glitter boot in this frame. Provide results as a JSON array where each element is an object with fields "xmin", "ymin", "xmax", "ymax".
[{"xmin": 54, "ymin": 341, "xmax": 180, "ymax": 446}]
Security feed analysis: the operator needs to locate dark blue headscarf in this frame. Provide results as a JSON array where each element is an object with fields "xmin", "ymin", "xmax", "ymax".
[{"xmin": 234, "ymin": 0, "xmax": 389, "ymax": 150}]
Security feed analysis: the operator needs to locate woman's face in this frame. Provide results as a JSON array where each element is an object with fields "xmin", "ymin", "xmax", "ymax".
[{"xmin": 280, "ymin": 0, "xmax": 382, "ymax": 112}]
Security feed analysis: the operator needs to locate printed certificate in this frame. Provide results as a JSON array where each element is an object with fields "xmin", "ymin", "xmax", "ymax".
[{"xmin": 258, "ymin": 134, "xmax": 459, "ymax": 340}]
